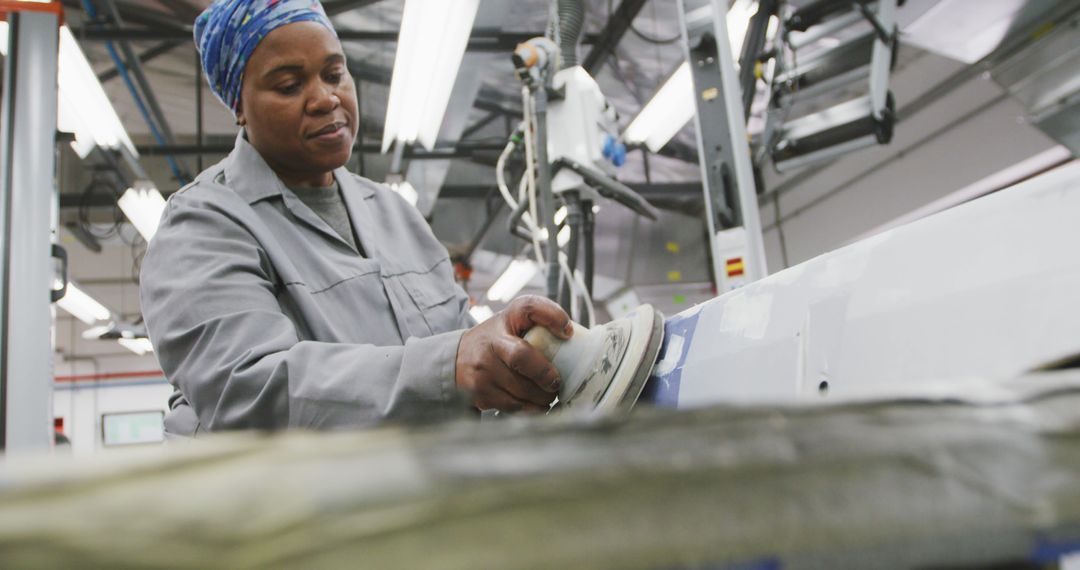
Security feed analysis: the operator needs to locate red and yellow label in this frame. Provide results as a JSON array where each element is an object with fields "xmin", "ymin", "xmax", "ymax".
[{"xmin": 726, "ymin": 257, "xmax": 745, "ymax": 278}]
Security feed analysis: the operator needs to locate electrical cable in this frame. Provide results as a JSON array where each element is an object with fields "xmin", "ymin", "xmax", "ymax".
[
  {"xmin": 495, "ymin": 135, "xmax": 546, "ymax": 264},
  {"xmin": 80, "ymin": 0, "xmax": 188, "ymax": 185},
  {"xmin": 629, "ymin": 23, "xmax": 681, "ymax": 45},
  {"xmin": 620, "ymin": 0, "xmax": 680, "ymax": 45},
  {"xmin": 521, "ymin": 86, "xmax": 545, "ymax": 266}
]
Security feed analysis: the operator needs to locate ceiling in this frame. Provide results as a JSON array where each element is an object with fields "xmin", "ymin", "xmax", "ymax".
[{"xmin": 43, "ymin": 0, "xmax": 1079, "ymax": 370}]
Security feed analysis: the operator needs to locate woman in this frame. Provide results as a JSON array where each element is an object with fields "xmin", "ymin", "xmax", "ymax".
[{"xmin": 141, "ymin": 0, "xmax": 570, "ymax": 437}]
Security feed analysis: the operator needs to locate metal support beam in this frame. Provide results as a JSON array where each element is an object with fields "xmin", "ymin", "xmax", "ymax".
[
  {"xmin": 678, "ymin": 0, "xmax": 768, "ymax": 290},
  {"xmin": 133, "ymin": 141, "xmax": 507, "ymax": 157},
  {"xmin": 97, "ymin": 40, "xmax": 184, "ymax": 84},
  {"xmin": 324, "ymin": 0, "xmax": 384, "ymax": 16},
  {"xmin": 0, "ymin": 8, "xmax": 61, "ymax": 451},
  {"xmin": 75, "ymin": 26, "xmax": 599, "ymax": 51},
  {"xmin": 60, "ymin": 0, "xmax": 190, "ymax": 33},
  {"xmin": 61, "ymin": 182, "xmax": 703, "ymax": 209},
  {"xmin": 92, "ymin": 0, "xmax": 191, "ymax": 182},
  {"xmin": 582, "ymin": 0, "xmax": 648, "ymax": 74},
  {"xmin": 460, "ymin": 111, "xmax": 502, "ymax": 141}
]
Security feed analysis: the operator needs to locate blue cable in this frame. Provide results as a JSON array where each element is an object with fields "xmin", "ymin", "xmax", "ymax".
[{"xmin": 80, "ymin": 0, "xmax": 189, "ymax": 185}]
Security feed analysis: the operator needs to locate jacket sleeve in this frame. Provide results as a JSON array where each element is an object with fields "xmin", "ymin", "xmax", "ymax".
[{"xmin": 140, "ymin": 193, "xmax": 470, "ymax": 432}]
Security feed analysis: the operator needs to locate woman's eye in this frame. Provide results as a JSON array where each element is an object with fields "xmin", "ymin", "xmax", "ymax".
[
  {"xmin": 277, "ymin": 83, "xmax": 300, "ymax": 94},
  {"xmin": 326, "ymin": 72, "xmax": 343, "ymax": 84}
]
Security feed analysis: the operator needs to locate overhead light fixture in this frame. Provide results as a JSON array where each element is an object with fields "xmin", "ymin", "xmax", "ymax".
[
  {"xmin": 56, "ymin": 283, "xmax": 112, "ymax": 325},
  {"xmin": 486, "ymin": 259, "xmax": 539, "ymax": 303},
  {"xmin": 81, "ymin": 322, "xmax": 155, "ymax": 356},
  {"xmin": 623, "ymin": 62, "xmax": 695, "ymax": 153},
  {"xmin": 118, "ymin": 181, "xmax": 167, "ymax": 241},
  {"xmin": 381, "ymin": 0, "xmax": 480, "ymax": 153},
  {"xmin": 468, "ymin": 304, "xmax": 495, "ymax": 323},
  {"xmin": 81, "ymin": 325, "xmax": 112, "ymax": 340},
  {"xmin": 623, "ymin": 0, "xmax": 759, "ymax": 152},
  {"xmin": 0, "ymin": 23, "xmax": 137, "ymax": 159},
  {"xmin": 118, "ymin": 337, "xmax": 154, "ymax": 356}
]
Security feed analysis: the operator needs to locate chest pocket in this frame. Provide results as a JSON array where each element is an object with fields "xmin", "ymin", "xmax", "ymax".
[
  {"xmin": 397, "ymin": 257, "xmax": 463, "ymax": 336},
  {"xmin": 282, "ymin": 257, "xmax": 405, "ymax": 345}
]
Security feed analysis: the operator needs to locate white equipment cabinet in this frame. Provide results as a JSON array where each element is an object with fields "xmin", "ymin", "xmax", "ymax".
[{"xmin": 647, "ymin": 160, "xmax": 1080, "ymax": 407}]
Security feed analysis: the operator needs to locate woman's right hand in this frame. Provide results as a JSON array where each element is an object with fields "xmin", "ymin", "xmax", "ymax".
[{"xmin": 455, "ymin": 295, "xmax": 573, "ymax": 413}]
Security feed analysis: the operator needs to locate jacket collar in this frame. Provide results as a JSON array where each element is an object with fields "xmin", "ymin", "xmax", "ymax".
[
  {"xmin": 222, "ymin": 131, "xmax": 375, "ymax": 204},
  {"xmin": 222, "ymin": 131, "xmax": 376, "ymax": 253}
]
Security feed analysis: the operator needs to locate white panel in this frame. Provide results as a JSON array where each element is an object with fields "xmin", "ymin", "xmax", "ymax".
[{"xmin": 663, "ymin": 162, "xmax": 1080, "ymax": 408}]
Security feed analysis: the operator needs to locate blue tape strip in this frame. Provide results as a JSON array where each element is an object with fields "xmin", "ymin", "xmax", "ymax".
[{"xmin": 640, "ymin": 308, "xmax": 702, "ymax": 408}]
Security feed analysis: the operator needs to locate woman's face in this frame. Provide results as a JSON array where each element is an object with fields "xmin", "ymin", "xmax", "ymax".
[{"xmin": 237, "ymin": 21, "xmax": 358, "ymax": 186}]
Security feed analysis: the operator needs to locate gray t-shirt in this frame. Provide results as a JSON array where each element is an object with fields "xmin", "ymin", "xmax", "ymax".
[{"xmin": 289, "ymin": 182, "xmax": 363, "ymax": 255}]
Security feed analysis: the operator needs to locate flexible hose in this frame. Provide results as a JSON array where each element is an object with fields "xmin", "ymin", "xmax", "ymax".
[{"xmin": 556, "ymin": 0, "xmax": 584, "ymax": 69}]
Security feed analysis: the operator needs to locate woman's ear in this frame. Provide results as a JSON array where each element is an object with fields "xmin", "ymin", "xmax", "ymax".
[{"xmin": 235, "ymin": 100, "xmax": 247, "ymax": 127}]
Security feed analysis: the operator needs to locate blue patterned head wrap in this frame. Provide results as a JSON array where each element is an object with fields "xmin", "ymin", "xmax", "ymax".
[{"xmin": 194, "ymin": 0, "xmax": 337, "ymax": 114}]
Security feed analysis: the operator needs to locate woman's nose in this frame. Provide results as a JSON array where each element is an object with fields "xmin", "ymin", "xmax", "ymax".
[{"xmin": 308, "ymin": 85, "xmax": 340, "ymax": 114}]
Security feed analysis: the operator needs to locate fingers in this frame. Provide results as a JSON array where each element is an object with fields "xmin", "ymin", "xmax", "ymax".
[
  {"xmin": 491, "ymin": 335, "xmax": 562, "ymax": 394},
  {"xmin": 504, "ymin": 295, "xmax": 573, "ymax": 340},
  {"xmin": 454, "ymin": 295, "xmax": 570, "ymax": 415},
  {"xmin": 472, "ymin": 383, "xmax": 549, "ymax": 415}
]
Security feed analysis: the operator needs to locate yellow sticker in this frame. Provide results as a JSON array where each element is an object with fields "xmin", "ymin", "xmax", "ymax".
[
  {"xmin": 702, "ymin": 87, "xmax": 719, "ymax": 101},
  {"xmin": 667, "ymin": 270, "xmax": 683, "ymax": 282},
  {"xmin": 666, "ymin": 242, "xmax": 680, "ymax": 254}
]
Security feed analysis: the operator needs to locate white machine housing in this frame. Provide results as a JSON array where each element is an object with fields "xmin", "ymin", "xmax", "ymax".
[
  {"xmin": 546, "ymin": 66, "xmax": 620, "ymax": 198},
  {"xmin": 647, "ymin": 160, "xmax": 1080, "ymax": 407}
]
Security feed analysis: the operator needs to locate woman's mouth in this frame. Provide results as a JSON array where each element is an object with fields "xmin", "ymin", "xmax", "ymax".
[{"xmin": 309, "ymin": 122, "xmax": 348, "ymax": 142}]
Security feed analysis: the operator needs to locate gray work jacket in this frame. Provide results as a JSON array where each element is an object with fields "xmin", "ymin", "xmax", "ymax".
[{"xmin": 140, "ymin": 133, "xmax": 474, "ymax": 437}]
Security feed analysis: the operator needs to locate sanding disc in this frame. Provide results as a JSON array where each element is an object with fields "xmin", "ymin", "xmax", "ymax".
[{"xmin": 593, "ymin": 304, "xmax": 665, "ymax": 414}]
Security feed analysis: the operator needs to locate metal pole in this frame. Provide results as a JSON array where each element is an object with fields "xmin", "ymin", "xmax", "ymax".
[
  {"xmin": 737, "ymin": 0, "xmax": 780, "ymax": 120},
  {"xmin": 531, "ymin": 88, "xmax": 560, "ymax": 303},
  {"xmin": 677, "ymin": 0, "xmax": 768, "ymax": 289},
  {"xmin": 97, "ymin": 0, "xmax": 190, "ymax": 181},
  {"xmin": 0, "ymin": 8, "xmax": 61, "ymax": 451},
  {"xmin": 710, "ymin": 0, "xmax": 767, "ymax": 282}
]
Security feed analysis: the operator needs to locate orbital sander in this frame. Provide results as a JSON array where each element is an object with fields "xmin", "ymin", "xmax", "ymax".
[{"xmin": 525, "ymin": 304, "xmax": 665, "ymax": 415}]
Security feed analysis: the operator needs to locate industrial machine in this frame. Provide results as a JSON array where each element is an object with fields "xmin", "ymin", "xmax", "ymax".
[
  {"xmin": 645, "ymin": 159, "xmax": 1080, "ymax": 408},
  {"xmin": 525, "ymin": 141, "xmax": 1080, "ymax": 421},
  {"xmin": 499, "ymin": 4, "xmax": 659, "ymax": 328},
  {"xmin": 763, "ymin": 0, "xmax": 899, "ymax": 173}
]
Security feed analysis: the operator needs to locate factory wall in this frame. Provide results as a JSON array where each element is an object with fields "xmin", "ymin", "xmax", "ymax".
[
  {"xmin": 53, "ymin": 362, "xmax": 170, "ymax": 456},
  {"xmin": 757, "ymin": 52, "xmax": 1060, "ymax": 271}
]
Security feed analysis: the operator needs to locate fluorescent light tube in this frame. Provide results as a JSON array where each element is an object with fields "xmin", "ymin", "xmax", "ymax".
[
  {"xmin": 382, "ymin": 0, "xmax": 480, "ymax": 153},
  {"xmin": 486, "ymin": 259, "xmax": 539, "ymax": 303},
  {"xmin": 118, "ymin": 337, "xmax": 154, "ymax": 356},
  {"xmin": 57, "ymin": 283, "xmax": 112, "ymax": 325},
  {"xmin": 118, "ymin": 183, "xmax": 166, "ymax": 241},
  {"xmin": 623, "ymin": 62, "xmax": 695, "ymax": 153},
  {"xmin": 0, "ymin": 23, "xmax": 137, "ymax": 158},
  {"xmin": 623, "ymin": 0, "xmax": 759, "ymax": 152},
  {"xmin": 81, "ymin": 325, "xmax": 112, "ymax": 340},
  {"xmin": 468, "ymin": 304, "xmax": 495, "ymax": 323}
]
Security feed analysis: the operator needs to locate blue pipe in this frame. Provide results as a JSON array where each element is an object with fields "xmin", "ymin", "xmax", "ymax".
[{"xmin": 80, "ymin": 0, "xmax": 188, "ymax": 185}]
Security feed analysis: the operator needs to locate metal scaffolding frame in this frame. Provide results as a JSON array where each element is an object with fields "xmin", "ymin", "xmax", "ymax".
[{"xmin": 0, "ymin": 3, "xmax": 63, "ymax": 451}]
